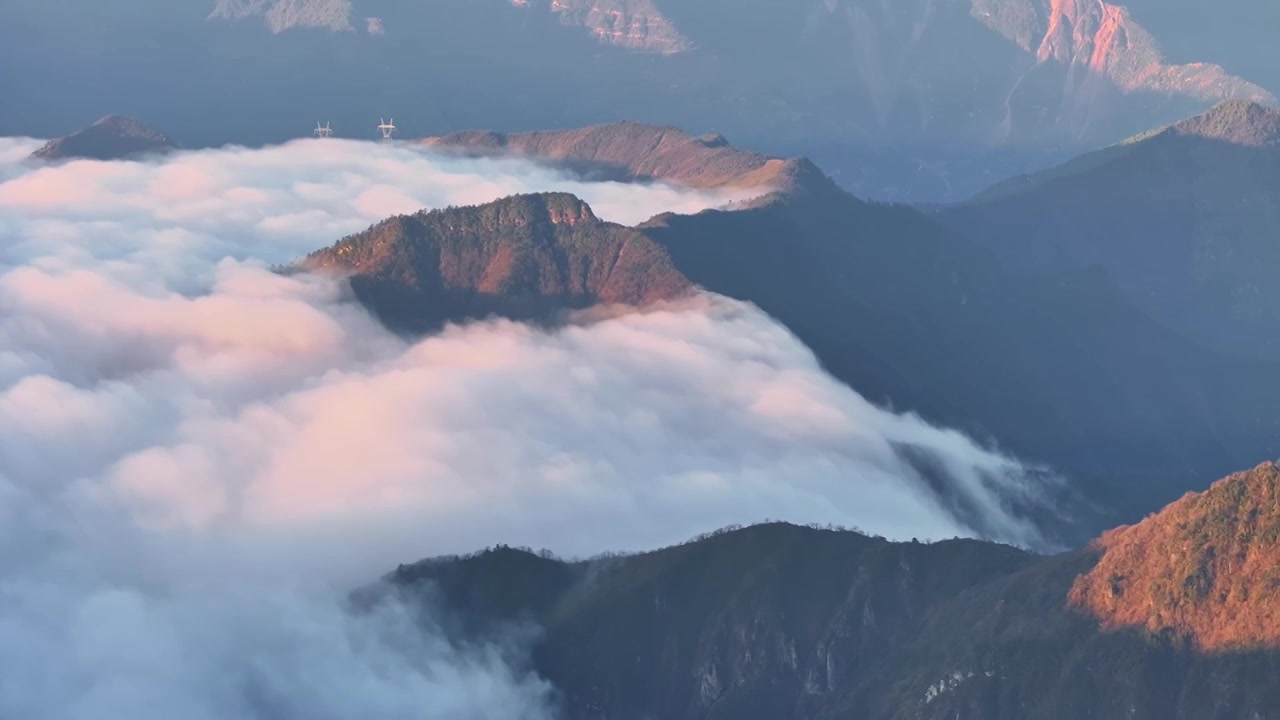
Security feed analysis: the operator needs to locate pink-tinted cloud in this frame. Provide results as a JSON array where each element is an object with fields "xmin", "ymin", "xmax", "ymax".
[{"xmin": 0, "ymin": 137, "xmax": 1053, "ymax": 719}]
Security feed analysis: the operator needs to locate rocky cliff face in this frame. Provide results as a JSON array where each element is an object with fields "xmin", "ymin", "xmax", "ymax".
[{"xmin": 976, "ymin": 0, "xmax": 1264, "ymax": 102}]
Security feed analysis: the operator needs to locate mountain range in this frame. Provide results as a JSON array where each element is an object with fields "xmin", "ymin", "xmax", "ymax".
[
  {"xmin": 5, "ymin": 0, "xmax": 1278, "ymax": 200},
  {"xmin": 367, "ymin": 459, "xmax": 1280, "ymax": 719},
  {"xmin": 17, "ymin": 3, "xmax": 1280, "ymax": 710},
  {"xmin": 33, "ymin": 105, "xmax": 1278, "ymax": 537},
  {"xmin": 13, "ymin": 0, "xmax": 1280, "ymax": 716},
  {"xmin": 420, "ymin": 122, "xmax": 833, "ymax": 196},
  {"xmin": 296, "ymin": 116, "xmax": 1280, "ymax": 536}
]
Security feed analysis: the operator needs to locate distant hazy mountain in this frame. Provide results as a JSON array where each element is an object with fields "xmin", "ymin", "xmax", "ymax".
[
  {"xmin": 2, "ymin": 0, "xmax": 1272, "ymax": 200},
  {"xmin": 303, "ymin": 124, "xmax": 1280, "ymax": 532},
  {"xmin": 942, "ymin": 100, "xmax": 1280, "ymax": 361},
  {"xmin": 27, "ymin": 115, "xmax": 175, "ymax": 161},
  {"xmin": 1101, "ymin": 0, "xmax": 1280, "ymax": 105},
  {"xmin": 211, "ymin": 0, "xmax": 1268, "ymax": 200},
  {"xmin": 421, "ymin": 122, "xmax": 836, "ymax": 196},
  {"xmin": 372, "ymin": 459, "xmax": 1280, "ymax": 719}
]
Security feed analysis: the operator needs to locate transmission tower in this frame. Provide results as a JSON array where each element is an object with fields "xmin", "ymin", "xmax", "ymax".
[
  {"xmin": 377, "ymin": 118, "xmax": 397, "ymax": 141},
  {"xmin": 314, "ymin": 121, "xmax": 334, "ymax": 138}
]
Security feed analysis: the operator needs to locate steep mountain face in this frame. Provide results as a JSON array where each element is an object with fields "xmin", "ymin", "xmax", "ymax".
[
  {"xmin": 301, "ymin": 192, "xmax": 692, "ymax": 330},
  {"xmin": 422, "ymin": 122, "xmax": 838, "ymax": 196},
  {"xmin": 27, "ymin": 115, "xmax": 175, "ymax": 161},
  {"xmin": 1107, "ymin": 0, "xmax": 1280, "ymax": 101},
  {"xmin": 3, "ymin": 0, "xmax": 1270, "ymax": 200},
  {"xmin": 941, "ymin": 100, "xmax": 1280, "ymax": 361},
  {"xmin": 975, "ymin": 0, "xmax": 1257, "ymax": 100},
  {"xmin": 374, "ymin": 462, "xmax": 1280, "ymax": 719},
  {"xmin": 1071, "ymin": 460, "xmax": 1280, "ymax": 652}
]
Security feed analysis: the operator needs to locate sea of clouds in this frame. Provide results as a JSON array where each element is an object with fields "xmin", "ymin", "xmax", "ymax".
[{"xmin": 0, "ymin": 137, "xmax": 1052, "ymax": 718}]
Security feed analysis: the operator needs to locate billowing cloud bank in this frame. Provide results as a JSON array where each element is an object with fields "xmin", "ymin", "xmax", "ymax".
[{"xmin": 0, "ymin": 140, "xmax": 1051, "ymax": 717}]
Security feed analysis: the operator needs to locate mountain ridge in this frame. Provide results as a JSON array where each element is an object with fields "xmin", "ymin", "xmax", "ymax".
[
  {"xmin": 421, "ymin": 121, "xmax": 839, "ymax": 198},
  {"xmin": 372, "ymin": 458, "xmax": 1280, "ymax": 719},
  {"xmin": 941, "ymin": 99, "xmax": 1280, "ymax": 361},
  {"xmin": 28, "ymin": 115, "xmax": 176, "ymax": 162},
  {"xmin": 300, "ymin": 192, "xmax": 693, "ymax": 330},
  {"xmin": 1167, "ymin": 97, "xmax": 1280, "ymax": 146}
]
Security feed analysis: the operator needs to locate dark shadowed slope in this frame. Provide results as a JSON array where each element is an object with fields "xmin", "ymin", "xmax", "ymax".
[
  {"xmin": 375, "ymin": 460, "xmax": 1280, "ymax": 719},
  {"xmin": 638, "ymin": 191, "xmax": 1280, "ymax": 525},
  {"xmin": 379, "ymin": 524, "xmax": 1038, "ymax": 720},
  {"xmin": 300, "ymin": 192, "xmax": 692, "ymax": 330},
  {"xmin": 422, "ymin": 122, "xmax": 840, "ymax": 197},
  {"xmin": 942, "ymin": 99, "xmax": 1280, "ymax": 361},
  {"xmin": 28, "ymin": 115, "xmax": 175, "ymax": 161}
]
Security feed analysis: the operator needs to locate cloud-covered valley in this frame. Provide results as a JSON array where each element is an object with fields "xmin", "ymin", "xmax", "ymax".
[{"xmin": 0, "ymin": 138, "xmax": 1054, "ymax": 717}]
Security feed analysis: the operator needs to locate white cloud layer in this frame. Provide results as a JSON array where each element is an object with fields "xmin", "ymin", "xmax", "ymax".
[{"xmin": 0, "ymin": 139, "xmax": 1052, "ymax": 718}]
